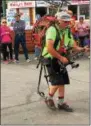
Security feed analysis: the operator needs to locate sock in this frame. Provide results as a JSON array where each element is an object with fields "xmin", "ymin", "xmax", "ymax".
[
  {"xmin": 58, "ymin": 96, "xmax": 64, "ymax": 105},
  {"xmin": 47, "ymin": 93, "xmax": 53, "ymax": 100}
]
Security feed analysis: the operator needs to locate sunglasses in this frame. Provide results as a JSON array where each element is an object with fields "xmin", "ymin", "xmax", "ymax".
[
  {"xmin": 2, "ymin": 21, "xmax": 7, "ymax": 23},
  {"xmin": 64, "ymin": 21, "xmax": 70, "ymax": 23}
]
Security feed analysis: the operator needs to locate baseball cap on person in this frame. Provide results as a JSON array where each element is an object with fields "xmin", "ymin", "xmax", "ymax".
[
  {"xmin": 14, "ymin": 13, "xmax": 21, "ymax": 17},
  {"xmin": 79, "ymin": 16, "xmax": 84, "ymax": 20},
  {"xmin": 55, "ymin": 11, "xmax": 71, "ymax": 21}
]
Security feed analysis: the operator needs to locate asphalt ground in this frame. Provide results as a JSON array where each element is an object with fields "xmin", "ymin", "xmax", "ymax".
[{"xmin": 1, "ymin": 54, "xmax": 90, "ymax": 125}]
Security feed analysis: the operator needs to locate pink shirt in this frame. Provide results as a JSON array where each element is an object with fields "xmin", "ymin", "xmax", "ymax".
[
  {"xmin": 0, "ymin": 25, "xmax": 12, "ymax": 43},
  {"xmin": 76, "ymin": 22, "xmax": 89, "ymax": 37}
]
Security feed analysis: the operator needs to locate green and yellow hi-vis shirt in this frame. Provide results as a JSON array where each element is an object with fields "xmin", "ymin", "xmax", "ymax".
[{"xmin": 42, "ymin": 26, "xmax": 74, "ymax": 59}]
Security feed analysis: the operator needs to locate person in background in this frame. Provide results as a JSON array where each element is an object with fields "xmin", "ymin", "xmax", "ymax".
[
  {"xmin": 84, "ymin": 29, "xmax": 90, "ymax": 58},
  {"xmin": 75, "ymin": 16, "xmax": 90, "ymax": 47},
  {"xmin": 0, "ymin": 17, "xmax": 13, "ymax": 64},
  {"xmin": 13, "ymin": 13, "xmax": 31, "ymax": 63},
  {"xmin": 67, "ymin": 10, "xmax": 79, "ymax": 45},
  {"xmin": 33, "ymin": 33, "xmax": 41, "ymax": 60},
  {"xmin": 34, "ymin": 43, "xmax": 41, "ymax": 60},
  {"xmin": 36, "ymin": 14, "xmax": 41, "ymax": 21},
  {"xmin": 67, "ymin": 10, "xmax": 76, "ymax": 33}
]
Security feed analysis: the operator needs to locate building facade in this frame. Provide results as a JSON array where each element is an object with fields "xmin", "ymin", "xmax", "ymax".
[
  {"xmin": 2, "ymin": 0, "xmax": 90, "ymax": 25},
  {"xmin": 1, "ymin": 0, "xmax": 90, "ymax": 52},
  {"xmin": 68, "ymin": 0, "xmax": 90, "ymax": 20}
]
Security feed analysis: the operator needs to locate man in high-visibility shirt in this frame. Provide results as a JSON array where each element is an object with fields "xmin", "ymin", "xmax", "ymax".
[{"xmin": 42, "ymin": 11, "xmax": 85, "ymax": 112}]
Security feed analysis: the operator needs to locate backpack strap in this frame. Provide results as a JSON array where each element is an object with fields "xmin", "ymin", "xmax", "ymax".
[
  {"xmin": 42, "ymin": 26, "xmax": 61, "ymax": 57},
  {"xmin": 54, "ymin": 26, "xmax": 61, "ymax": 49}
]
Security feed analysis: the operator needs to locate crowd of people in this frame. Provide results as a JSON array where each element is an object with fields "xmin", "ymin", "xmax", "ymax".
[
  {"xmin": 0, "ymin": 13, "xmax": 31, "ymax": 64},
  {"xmin": 0, "ymin": 10, "xmax": 90, "ymax": 64},
  {"xmin": 0, "ymin": 10, "xmax": 90, "ymax": 112},
  {"xmin": 34, "ymin": 10, "xmax": 90, "ymax": 60},
  {"xmin": 69, "ymin": 10, "xmax": 90, "ymax": 54}
]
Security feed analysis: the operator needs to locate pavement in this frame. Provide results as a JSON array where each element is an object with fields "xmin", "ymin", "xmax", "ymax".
[{"xmin": 1, "ymin": 54, "xmax": 90, "ymax": 125}]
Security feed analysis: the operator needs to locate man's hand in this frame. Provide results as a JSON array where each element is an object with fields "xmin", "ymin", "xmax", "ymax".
[
  {"xmin": 59, "ymin": 56, "xmax": 69, "ymax": 64},
  {"xmin": 75, "ymin": 46, "xmax": 90, "ymax": 53},
  {"xmin": 73, "ymin": 41, "xmax": 85, "ymax": 52},
  {"xmin": 84, "ymin": 46, "xmax": 90, "ymax": 52},
  {"xmin": 79, "ymin": 47, "xmax": 85, "ymax": 52},
  {"xmin": 74, "ymin": 46, "xmax": 84, "ymax": 52}
]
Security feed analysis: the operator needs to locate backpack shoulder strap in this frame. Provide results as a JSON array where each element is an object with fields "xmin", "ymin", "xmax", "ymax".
[{"xmin": 53, "ymin": 26, "xmax": 61, "ymax": 49}]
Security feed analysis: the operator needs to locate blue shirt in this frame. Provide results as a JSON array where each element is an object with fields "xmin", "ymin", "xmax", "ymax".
[{"xmin": 13, "ymin": 20, "xmax": 25, "ymax": 34}]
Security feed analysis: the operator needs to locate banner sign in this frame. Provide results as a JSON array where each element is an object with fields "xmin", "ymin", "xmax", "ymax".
[
  {"xmin": 8, "ymin": 1, "xmax": 35, "ymax": 9},
  {"xmin": 6, "ymin": 9, "xmax": 16, "ymax": 29},
  {"xmin": 72, "ymin": 0, "xmax": 89, "ymax": 5},
  {"xmin": 36, "ymin": 1, "xmax": 50, "ymax": 7}
]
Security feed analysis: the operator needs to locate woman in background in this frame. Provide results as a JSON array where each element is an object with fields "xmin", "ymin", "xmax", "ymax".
[
  {"xmin": 75, "ymin": 17, "xmax": 90, "ymax": 47},
  {"xmin": 0, "ymin": 17, "xmax": 13, "ymax": 64}
]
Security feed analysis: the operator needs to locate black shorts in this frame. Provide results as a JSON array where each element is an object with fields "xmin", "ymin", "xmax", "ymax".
[{"xmin": 44, "ymin": 58, "xmax": 70, "ymax": 86}]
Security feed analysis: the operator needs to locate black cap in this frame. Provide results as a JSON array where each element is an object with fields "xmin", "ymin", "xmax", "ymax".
[{"xmin": 14, "ymin": 13, "xmax": 21, "ymax": 17}]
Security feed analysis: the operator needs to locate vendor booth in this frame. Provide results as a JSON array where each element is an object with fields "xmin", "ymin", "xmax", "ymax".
[{"xmin": 7, "ymin": 1, "xmax": 36, "ymax": 52}]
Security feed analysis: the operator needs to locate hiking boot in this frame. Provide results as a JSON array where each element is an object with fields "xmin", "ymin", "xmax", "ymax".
[
  {"xmin": 58, "ymin": 103, "xmax": 73, "ymax": 112},
  {"xmin": 45, "ymin": 97, "xmax": 56, "ymax": 110}
]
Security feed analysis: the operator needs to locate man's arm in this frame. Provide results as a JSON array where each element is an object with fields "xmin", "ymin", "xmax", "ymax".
[
  {"xmin": 13, "ymin": 23, "xmax": 17, "ymax": 32},
  {"xmin": 47, "ymin": 40, "xmax": 62, "ymax": 59},
  {"xmin": 21, "ymin": 20, "xmax": 25, "ymax": 30}
]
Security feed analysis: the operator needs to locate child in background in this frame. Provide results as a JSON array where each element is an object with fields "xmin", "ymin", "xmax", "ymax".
[
  {"xmin": 33, "ymin": 33, "xmax": 41, "ymax": 60},
  {"xmin": 34, "ymin": 43, "xmax": 41, "ymax": 60}
]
